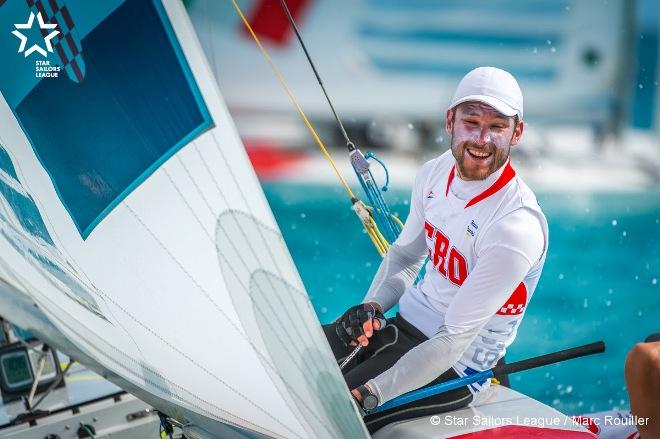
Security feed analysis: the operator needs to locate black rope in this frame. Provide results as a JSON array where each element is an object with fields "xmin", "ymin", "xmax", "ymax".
[{"xmin": 277, "ymin": 0, "xmax": 354, "ymax": 150}]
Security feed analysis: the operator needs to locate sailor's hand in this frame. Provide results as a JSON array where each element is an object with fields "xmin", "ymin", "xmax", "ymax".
[
  {"xmin": 336, "ymin": 302, "xmax": 384, "ymax": 347},
  {"xmin": 351, "ymin": 384, "xmax": 379, "ymax": 412}
]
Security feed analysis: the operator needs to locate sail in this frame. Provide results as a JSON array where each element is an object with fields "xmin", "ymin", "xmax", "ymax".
[{"xmin": 0, "ymin": 0, "xmax": 368, "ymax": 437}]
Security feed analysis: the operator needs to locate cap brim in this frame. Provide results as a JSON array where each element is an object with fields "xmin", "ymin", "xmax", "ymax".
[{"xmin": 449, "ymin": 95, "xmax": 520, "ymax": 118}]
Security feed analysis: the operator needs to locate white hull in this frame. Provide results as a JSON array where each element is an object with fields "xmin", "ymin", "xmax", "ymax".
[{"xmin": 374, "ymin": 385, "xmax": 595, "ymax": 438}]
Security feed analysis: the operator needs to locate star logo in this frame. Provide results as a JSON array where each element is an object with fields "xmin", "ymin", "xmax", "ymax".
[{"xmin": 12, "ymin": 12, "xmax": 59, "ymax": 58}]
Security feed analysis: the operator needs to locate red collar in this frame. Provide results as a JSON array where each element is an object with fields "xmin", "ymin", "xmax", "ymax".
[{"xmin": 445, "ymin": 161, "xmax": 516, "ymax": 208}]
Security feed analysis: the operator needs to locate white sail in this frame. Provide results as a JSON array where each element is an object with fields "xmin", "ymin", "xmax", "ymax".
[{"xmin": 0, "ymin": 0, "xmax": 368, "ymax": 437}]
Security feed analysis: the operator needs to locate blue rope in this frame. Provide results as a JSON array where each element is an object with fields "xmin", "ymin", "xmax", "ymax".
[
  {"xmin": 364, "ymin": 152, "xmax": 390, "ymax": 192},
  {"xmin": 367, "ymin": 370, "xmax": 494, "ymax": 415},
  {"xmin": 353, "ymin": 167, "xmax": 400, "ymax": 243},
  {"xmin": 351, "ymin": 149, "xmax": 402, "ymax": 244}
]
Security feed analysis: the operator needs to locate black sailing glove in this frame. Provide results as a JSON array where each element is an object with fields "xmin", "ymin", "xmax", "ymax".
[{"xmin": 335, "ymin": 303, "xmax": 384, "ymax": 347}]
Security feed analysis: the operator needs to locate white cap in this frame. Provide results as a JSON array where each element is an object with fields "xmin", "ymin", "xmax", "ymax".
[{"xmin": 448, "ymin": 67, "xmax": 523, "ymax": 119}]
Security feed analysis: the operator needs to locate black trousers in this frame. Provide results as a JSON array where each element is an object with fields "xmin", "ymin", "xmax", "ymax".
[{"xmin": 324, "ymin": 313, "xmax": 473, "ymax": 433}]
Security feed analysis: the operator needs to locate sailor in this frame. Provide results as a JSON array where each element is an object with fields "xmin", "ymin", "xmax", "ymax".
[
  {"xmin": 625, "ymin": 333, "xmax": 660, "ymax": 438},
  {"xmin": 324, "ymin": 66, "xmax": 548, "ymax": 431}
]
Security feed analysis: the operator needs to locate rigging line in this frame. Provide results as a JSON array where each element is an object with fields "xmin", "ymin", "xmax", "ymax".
[
  {"xmin": 277, "ymin": 0, "xmax": 351, "ymax": 147},
  {"xmin": 0, "ymin": 254, "xmax": 299, "ymax": 439},
  {"xmin": 229, "ymin": 0, "xmax": 355, "ymax": 201},
  {"xmin": 29, "ymin": 359, "xmax": 75, "ymax": 412},
  {"xmin": 229, "ymin": 0, "xmax": 392, "ymax": 254},
  {"xmin": 275, "ymin": 0, "xmax": 400, "ymax": 252}
]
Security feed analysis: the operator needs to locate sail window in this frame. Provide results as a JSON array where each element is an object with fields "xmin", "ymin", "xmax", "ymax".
[{"xmin": 10, "ymin": 0, "xmax": 212, "ymax": 238}]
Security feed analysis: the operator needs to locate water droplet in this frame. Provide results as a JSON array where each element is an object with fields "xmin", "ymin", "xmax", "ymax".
[
  {"xmin": 638, "ymin": 84, "xmax": 644, "ymax": 89},
  {"xmin": 622, "ymin": 231, "xmax": 627, "ymax": 237},
  {"xmin": 652, "ymin": 278, "xmax": 657, "ymax": 285},
  {"xmin": 546, "ymin": 40, "xmax": 552, "ymax": 45},
  {"xmin": 533, "ymin": 47, "xmax": 538, "ymax": 54},
  {"xmin": 605, "ymin": 300, "xmax": 612, "ymax": 307},
  {"xmin": 300, "ymin": 212, "xmax": 306, "ymax": 219},
  {"xmin": 611, "ymin": 219, "xmax": 617, "ymax": 226},
  {"xmin": 321, "ymin": 307, "xmax": 328, "ymax": 313},
  {"xmin": 638, "ymin": 310, "xmax": 643, "ymax": 317},
  {"xmin": 551, "ymin": 47, "xmax": 556, "ymax": 53},
  {"xmin": 435, "ymin": 136, "xmax": 444, "ymax": 143},
  {"xmin": 583, "ymin": 298, "xmax": 588, "ymax": 308},
  {"xmin": 558, "ymin": 273, "xmax": 564, "ymax": 280},
  {"xmin": 408, "ymin": 123, "xmax": 414, "ymax": 129},
  {"xmin": 566, "ymin": 385, "xmax": 573, "ymax": 394}
]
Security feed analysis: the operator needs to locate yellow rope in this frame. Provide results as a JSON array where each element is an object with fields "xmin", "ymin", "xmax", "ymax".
[
  {"xmin": 230, "ymin": 0, "xmax": 354, "ymax": 200},
  {"xmin": 366, "ymin": 222, "xmax": 388, "ymax": 256},
  {"xmin": 230, "ymin": 0, "xmax": 392, "ymax": 255},
  {"xmin": 391, "ymin": 213, "xmax": 404, "ymax": 230}
]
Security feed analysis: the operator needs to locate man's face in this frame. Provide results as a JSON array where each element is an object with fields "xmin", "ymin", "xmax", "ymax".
[{"xmin": 445, "ymin": 102, "xmax": 524, "ymax": 181}]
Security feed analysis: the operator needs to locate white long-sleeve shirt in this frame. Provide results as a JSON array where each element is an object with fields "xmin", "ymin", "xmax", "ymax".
[{"xmin": 363, "ymin": 150, "xmax": 548, "ymax": 405}]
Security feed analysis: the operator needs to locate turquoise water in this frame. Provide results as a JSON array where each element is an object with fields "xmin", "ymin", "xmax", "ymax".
[{"xmin": 263, "ymin": 183, "xmax": 660, "ymax": 415}]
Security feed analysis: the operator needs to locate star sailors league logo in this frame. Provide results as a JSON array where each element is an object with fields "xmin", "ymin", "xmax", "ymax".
[
  {"xmin": 12, "ymin": 11, "xmax": 61, "ymax": 78},
  {"xmin": 12, "ymin": 12, "xmax": 59, "ymax": 57}
]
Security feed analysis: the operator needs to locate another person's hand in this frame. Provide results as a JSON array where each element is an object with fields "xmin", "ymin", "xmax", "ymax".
[{"xmin": 335, "ymin": 302, "xmax": 384, "ymax": 347}]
